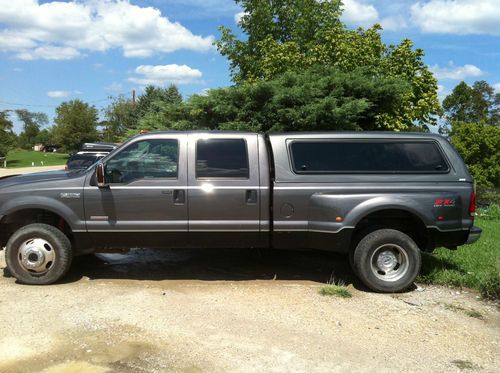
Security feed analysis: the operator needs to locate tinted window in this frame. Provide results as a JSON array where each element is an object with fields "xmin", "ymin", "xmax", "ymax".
[
  {"xmin": 105, "ymin": 139, "xmax": 178, "ymax": 183},
  {"xmin": 196, "ymin": 139, "xmax": 249, "ymax": 178},
  {"xmin": 290, "ymin": 141, "xmax": 449, "ymax": 173}
]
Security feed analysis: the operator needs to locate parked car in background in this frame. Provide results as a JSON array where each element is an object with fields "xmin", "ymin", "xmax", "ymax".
[
  {"xmin": 65, "ymin": 154, "xmax": 106, "ymax": 171},
  {"xmin": 65, "ymin": 142, "xmax": 118, "ymax": 171}
]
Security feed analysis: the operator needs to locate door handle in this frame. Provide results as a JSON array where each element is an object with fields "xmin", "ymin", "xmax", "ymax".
[
  {"xmin": 173, "ymin": 189, "xmax": 185, "ymax": 205},
  {"xmin": 245, "ymin": 190, "xmax": 257, "ymax": 205}
]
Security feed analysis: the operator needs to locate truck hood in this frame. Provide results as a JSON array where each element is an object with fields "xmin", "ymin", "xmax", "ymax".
[{"xmin": 0, "ymin": 170, "xmax": 83, "ymax": 189}]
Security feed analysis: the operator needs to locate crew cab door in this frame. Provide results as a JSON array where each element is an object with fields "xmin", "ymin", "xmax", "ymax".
[
  {"xmin": 84, "ymin": 134, "xmax": 188, "ymax": 248},
  {"xmin": 187, "ymin": 133, "xmax": 263, "ymax": 248}
]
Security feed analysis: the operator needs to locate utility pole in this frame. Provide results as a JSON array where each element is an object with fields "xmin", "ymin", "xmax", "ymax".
[{"xmin": 132, "ymin": 89, "xmax": 136, "ymax": 105}]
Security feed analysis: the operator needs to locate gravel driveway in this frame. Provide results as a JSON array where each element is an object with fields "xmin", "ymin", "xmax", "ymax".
[
  {"xmin": 0, "ymin": 248, "xmax": 498, "ymax": 372},
  {"xmin": 0, "ymin": 166, "xmax": 64, "ymax": 177}
]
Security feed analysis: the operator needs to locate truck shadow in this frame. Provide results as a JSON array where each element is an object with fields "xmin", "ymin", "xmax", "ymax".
[{"xmin": 63, "ymin": 248, "xmax": 368, "ymax": 289}]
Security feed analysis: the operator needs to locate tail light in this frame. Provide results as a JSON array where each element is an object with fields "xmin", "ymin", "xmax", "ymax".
[{"xmin": 469, "ymin": 191, "xmax": 476, "ymax": 218}]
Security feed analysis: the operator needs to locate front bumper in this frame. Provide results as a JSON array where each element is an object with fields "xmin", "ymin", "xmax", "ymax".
[{"xmin": 466, "ymin": 226, "xmax": 482, "ymax": 245}]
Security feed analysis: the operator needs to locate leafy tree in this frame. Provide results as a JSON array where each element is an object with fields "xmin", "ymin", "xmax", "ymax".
[
  {"xmin": 130, "ymin": 99, "xmax": 192, "ymax": 137},
  {"xmin": 136, "ymin": 85, "xmax": 183, "ymax": 119},
  {"xmin": 15, "ymin": 109, "xmax": 48, "ymax": 149},
  {"xmin": 53, "ymin": 100, "xmax": 99, "ymax": 152},
  {"xmin": 103, "ymin": 95, "xmax": 138, "ymax": 142},
  {"xmin": 450, "ymin": 121, "xmax": 500, "ymax": 188},
  {"xmin": 0, "ymin": 110, "xmax": 15, "ymax": 157},
  {"xmin": 216, "ymin": 0, "xmax": 441, "ymax": 130},
  {"xmin": 143, "ymin": 67, "xmax": 410, "ymax": 133},
  {"xmin": 443, "ymin": 80, "xmax": 499, "ymax": 125},
  {"xmin": 35, "ymin": 128, "xmax": 55, "ymax": 146}
]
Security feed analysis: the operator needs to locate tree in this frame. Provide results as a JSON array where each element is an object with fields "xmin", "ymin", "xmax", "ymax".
[
  {"xmin": 103, "ymin": 95, "xmax": 138, "ymax": 142},
  {"xmin": 450, "ymin": 121, "xmax": 500, "ymax": 188},
  {"xmin": 53, "ymin": 100, "xmax": 99, "ymax": 152},
  {"xmin": 136, "ymin": 85, "xmax": 183, "ymax": 119},
  {"xmin": 216, "ymin": 0, "xmax": 441, "ymax": 130},
  {"xmin": 443, "ymin": 80, "xmax": 499, "ymax": 126},
  {"xmin": 0, "ymin": 110, "xmax": 15, "ymax": 157},
  {"xmin": 15, "ymin": 109, "xmax": 48, "ymax": 149},
  {"xmin": 139, "ymin": 67, "xmax": 409, "ymax": 134}
]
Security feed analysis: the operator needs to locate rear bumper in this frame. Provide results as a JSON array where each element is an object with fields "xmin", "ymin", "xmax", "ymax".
[{"xmin": 466, "ymin": 226, "xmax": 482, "ymax": 245}]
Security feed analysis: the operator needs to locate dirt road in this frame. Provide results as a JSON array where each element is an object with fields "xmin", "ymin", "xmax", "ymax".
[{"xmin": 0, "ymin": 248, "xmax": 498, "ymax": 372}]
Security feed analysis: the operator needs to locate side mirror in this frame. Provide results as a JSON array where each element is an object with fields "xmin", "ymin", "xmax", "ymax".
[{"xmin": 96, "ymin": 163, "xmax": 108, "ymax": 188}]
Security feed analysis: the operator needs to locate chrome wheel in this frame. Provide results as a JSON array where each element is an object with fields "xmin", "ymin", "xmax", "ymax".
[
  {"xmin": 18, "ymin": 238, "xmax": 56, "ymax": 274},
  {"xmin": 369, "ymin": 243, "xmax": 409, "ymax": 282}
]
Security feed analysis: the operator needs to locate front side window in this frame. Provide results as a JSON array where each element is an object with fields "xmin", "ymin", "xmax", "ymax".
[
  {"xmin": 290, "ymin": 140, "xmax": 449, "ymax": 174},
  {"xmin": 196, "ymin": 139, "xmax": 249, "ymax": 178},
  {"xmin": 105, "ymin": 139, "xmax": 178, "ymax": 183}
]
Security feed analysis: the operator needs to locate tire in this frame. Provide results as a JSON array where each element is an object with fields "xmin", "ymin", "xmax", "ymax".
[
  {"xmin": 352, "ymin": 229, "xmax": 421, "ymax": 293},
  {"xmin": 5, "ymin": 223, "xmax": 73, "ymax": 285}
]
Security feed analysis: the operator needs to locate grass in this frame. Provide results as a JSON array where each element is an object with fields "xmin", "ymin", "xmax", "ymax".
[
  {"xmin": 319, "ymin": 285, "xmax": 352, "ymax": 298},
  {"xmin": 441, "ymin": 303, "xmax": 484, "ymax": 319},
  {"xmin": 319, "ymin": 275, "xmax": 352, "ymax": 298},
  {"xmin": 419, "ymin": 206, "xmax": 500, "ymax": 300},
  {"xmin": 5, "ymin": 149, "xmax": 68, "ymax": 168}
]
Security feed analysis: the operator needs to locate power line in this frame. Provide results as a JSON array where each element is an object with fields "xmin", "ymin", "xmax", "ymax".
[{"xmin": 0, "ymin": 91, "xmax": 131, "ymax": 109}]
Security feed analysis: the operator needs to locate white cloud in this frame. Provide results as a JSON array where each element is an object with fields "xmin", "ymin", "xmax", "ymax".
[
  {"xmin": 234, "ymin": 11, "xmax": 246, "ymax": 24},
  {"xmin": 342, "ymin": 0, "xmax": 379, "ymax": 28},
  {"xmin": 437, "ymin": 84, "xmax": 451, "ymax": 102},
  {"xmin": 494, "ymin": 83, "xmax": 500, "ymax": 92},
  {"xmin": 381, "ymin": 15, "xmax": 408, "ymax": 31},
  {"xmin": 431, "ymin": 63, "xmax": 485, "ymax": 80},
  {"xmin": 15, "ymin": 46, "xmax": 81, "ymax": 60},
  {"xmin": 0, "ymin": 0, "xmax": 214, "ymax": 60},
  {"xmin": 411, "ymin": 0, "xmax": 500, "ymax": 35},
  {"xmin": 104, "ymin": 82, "xmax": 124, "ymax": 93},
  {"xmin": 128, "ymin": 64, "xmax": 203, "ymax": 86},
  {"xmin": 47, "ymin": 90, "xmax": 82, "ymax": 98}
]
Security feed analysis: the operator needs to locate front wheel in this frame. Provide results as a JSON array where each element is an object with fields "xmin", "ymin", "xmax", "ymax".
[
  {"xmin": 5, "ymin": 223, "xmax": 73, "ymax": 285},
  {"xmin": 352, "ymin": 229, "xmax": 421, "ymax": 293}
]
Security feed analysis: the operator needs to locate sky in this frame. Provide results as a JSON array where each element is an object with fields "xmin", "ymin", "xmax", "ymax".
[{"xmin": 0, "ymin": 0, "xmax": 499, "ymax": 133}]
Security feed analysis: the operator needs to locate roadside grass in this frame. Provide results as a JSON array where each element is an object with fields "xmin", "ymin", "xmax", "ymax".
[
  {"xmin": 5, "ymin": 149, "xmax": 68, "ymax": 168},
  {"xmin": 319, "ymin": 285, "xmax": 352, "ymax": 298},
  {"xmin": 419, "ymin": 206, "xmax": 500, "ymax": 300},
  {"xmin": 319, "ymin": 275, "xmax": 352, "ymax": 298}
]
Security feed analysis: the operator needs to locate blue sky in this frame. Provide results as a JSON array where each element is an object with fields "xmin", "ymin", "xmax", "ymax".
[{"xmin": 0, "ymin": 0, "xmax": 499, "ymax": 133}]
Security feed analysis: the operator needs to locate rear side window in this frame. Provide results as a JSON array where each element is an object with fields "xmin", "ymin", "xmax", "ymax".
[
  {"xmin": 290, "ymin": 141, "xmax": 449, "ymax": 173},
  {"xmin": 196, "ymin": 139, "xmax": 249, "ymax": 178}
]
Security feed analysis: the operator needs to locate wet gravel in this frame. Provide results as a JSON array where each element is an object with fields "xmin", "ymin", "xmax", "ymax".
[{"xmin": 0, "ymin": 248, "xmax": 498, "ymax": 372}]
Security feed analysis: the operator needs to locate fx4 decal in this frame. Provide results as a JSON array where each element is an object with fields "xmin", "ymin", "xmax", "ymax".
[{"xmin": 434, "ymin": 199, "xmax": 456, "ymax": 207}]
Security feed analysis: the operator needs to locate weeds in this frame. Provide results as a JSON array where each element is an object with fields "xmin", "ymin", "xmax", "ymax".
[
  {"xmin": 442, "ymin": 303, "xmax": 484, "ymax": 319},
  {"xmin": 319, "ymin": 274, "xmax": 352, "ymax": 298},
  {"xmin": 419, "ymin": 209, "xmax": 500, "ymax": 300}
]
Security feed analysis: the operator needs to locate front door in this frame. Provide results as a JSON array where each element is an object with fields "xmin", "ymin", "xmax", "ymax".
[
  {"xmin": 187, "ymin": 133, "xmax": 262, "ymax": 248},
  {"xmin": 84, "ymin": 134, "xmax": 188, "ymax": 248}
]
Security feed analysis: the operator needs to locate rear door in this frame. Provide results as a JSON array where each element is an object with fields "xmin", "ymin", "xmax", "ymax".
[{"xmin": 187, "ymin": 133, "xmax": 262, "ymax": 248}]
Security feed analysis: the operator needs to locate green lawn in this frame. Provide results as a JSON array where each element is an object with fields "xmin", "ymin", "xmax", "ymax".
[
  {"xmin": 5, "ymin": 149, "xmax": 68, "ymax": 168},
  {"xmin": 419, "ymin": 212, "xmax": 500, "ymax": 300}
]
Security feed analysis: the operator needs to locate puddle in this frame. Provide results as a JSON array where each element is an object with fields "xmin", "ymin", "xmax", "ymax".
[
  {"xmin": 41, "ymin": 361, "xmax": 109, "ymax": 373},
  {"xmin": 0, "ymin": 327, "xmax": 172, "ymax": 373}
]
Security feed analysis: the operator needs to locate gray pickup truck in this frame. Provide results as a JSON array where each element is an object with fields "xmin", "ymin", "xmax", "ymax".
[{"xmin": 0, "ymin": 131, "xmax": 481, "ymax": 292}]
